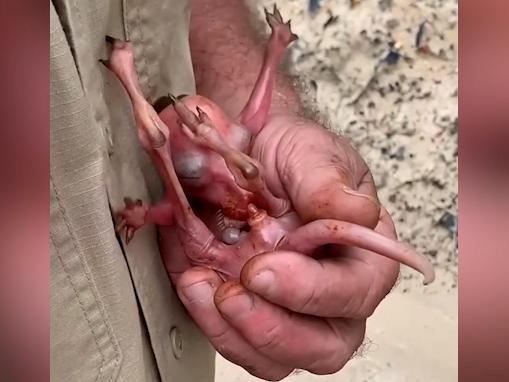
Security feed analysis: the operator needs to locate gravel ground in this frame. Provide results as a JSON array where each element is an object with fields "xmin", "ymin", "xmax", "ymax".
[{"xmin": 216, "ymin": 0, "xmax": 458, "ymax": 381}]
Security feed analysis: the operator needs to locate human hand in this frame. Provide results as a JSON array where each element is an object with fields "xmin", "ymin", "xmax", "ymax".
[{"xmin": 169, "ymin": 113, "xmax": 400, "ymax": 380}]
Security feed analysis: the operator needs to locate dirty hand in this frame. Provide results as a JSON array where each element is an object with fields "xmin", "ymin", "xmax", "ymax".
[{"xmin": 173, "ymin": 113, "xmax": 400, "ymax": 380}]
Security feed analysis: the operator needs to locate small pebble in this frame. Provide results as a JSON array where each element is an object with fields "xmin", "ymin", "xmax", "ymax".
[{"xmin": 438, "ymin": 212, "xmax": 457, "ymax": 234}]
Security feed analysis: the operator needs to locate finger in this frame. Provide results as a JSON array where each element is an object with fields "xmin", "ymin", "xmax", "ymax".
[
  {"xmin": 241, "ymin": 250, "xmax": 391, "ymax": 319},
  {"xmin": 275, "ymin": 123, "xmax": 380, "ymax": 228},
  {"xmin": 176, "ymin": 267, "xmax": 293, "ymax": 381},
  {"xmin": 215, "ymin": 282, "xmax": 366, "ymax": 374},
  {"xmin": 242, "ymin": 207, "xmax": 400, "ymax": 318}
]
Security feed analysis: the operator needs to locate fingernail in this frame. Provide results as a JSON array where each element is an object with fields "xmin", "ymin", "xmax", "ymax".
[
  {"xmin": 217, "ymin": 292, "xmax": 254, "ymax": 320},
  {"xmin": 180, "ymin": 281, "xmax": 213, "ymax": 304},
  {"xmin": 342, "ymin": 186, "xmax": 379, "ymax": 206},
  {"xmin": 248, "ymin": 270, "xmax": 275, "ymax": 294}
]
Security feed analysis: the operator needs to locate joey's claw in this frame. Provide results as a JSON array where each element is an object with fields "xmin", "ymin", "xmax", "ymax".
[
  {"xmin": 167, "ymin": 93, "xmax": 178, "ymax": 104},
  {"xmin": 179, "ymin": 121, "xmax": 196, "ymax": 141},
  {"xmin": 264, "ymin": 4, "xmax": 283, "ymax": 24},
  {"xmin": 264, "ymin": 7, "xmax": 278, "ymax": 27},
  {"xmin": 264, "ymin": 5, "xmax": 299, "ymax": 42},
  {"xmin": 115, "ymin": 218, "xmax": 127, "ymax": 233},
  {"xmin": 273, "ymin": 4, "xmax": 283, "ymax": 22},
  {"xmin": 196, "ymin": 106, "xmax": 213, "ymax": 125},
  {"xmin": 125, "ymin": 227, "xmax": 135, "ymax": 244}
]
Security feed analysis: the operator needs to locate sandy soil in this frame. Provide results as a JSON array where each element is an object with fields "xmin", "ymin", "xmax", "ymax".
[{"xmin": 216, "ymin": 0, "xmax": 458, "ymax": 380}]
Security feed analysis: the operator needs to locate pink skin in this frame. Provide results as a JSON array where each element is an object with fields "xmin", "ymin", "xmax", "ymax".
[{"xmin": 106, "ymin": 7, "xmax": 434, "ymax": 286}]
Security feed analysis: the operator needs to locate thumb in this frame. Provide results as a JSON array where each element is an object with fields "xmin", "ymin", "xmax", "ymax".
[{"xmin": 278, "ymin": 126, "xmax": 381, "ymax": 228}]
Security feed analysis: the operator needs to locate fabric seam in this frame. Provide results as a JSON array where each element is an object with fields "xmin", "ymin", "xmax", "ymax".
[{"xmin": 51, "ymin": 176, "xmax": 121, "ymax": 382}]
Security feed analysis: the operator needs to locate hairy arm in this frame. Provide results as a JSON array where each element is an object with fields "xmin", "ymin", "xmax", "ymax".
[{"xmin": 189, "ymin": 0, "xmax": 302, "ymax": 116}]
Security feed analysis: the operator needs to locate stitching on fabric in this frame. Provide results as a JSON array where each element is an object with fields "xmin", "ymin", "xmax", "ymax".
[
  {"xmin": 70, "ymin": 0, "xmax": 87, "ymax": 89},
  {"xmin": 135, "ymin": 1, "xmax": 155, "ymax": 99},
  {"xmin": 52, "ymin": 239, "xmax": 104, "ymax": 382},
  {"xmin": 70, "ymin": 0, "xmax": 112, "ymax": 161},
  {"xmin": 51, "ymin": 0, "xmax": 85, "ymax": 92},
  {"xmin": 52, "ymin": 1, "xmax": 123, "ymax": 379},
  {"xmin": 122, "ymin": 0, "xmax": 130, "ymax": 40},
  {"xmin": 51, "ymin": 185, "xmax": 106, "ymax": 382},
  {"xmin": 51, "ymin": 176, "xmax": 121, "ymax": 382}
]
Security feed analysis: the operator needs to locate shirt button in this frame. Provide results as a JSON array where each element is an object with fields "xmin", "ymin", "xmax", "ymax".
[{"xmin": 170, "ymin": 326, "xmax": 184, "ymax": 359}]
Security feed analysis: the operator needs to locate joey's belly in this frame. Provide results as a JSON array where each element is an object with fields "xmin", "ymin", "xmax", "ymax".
[
  {"xmin": 172, "ymin": 149, "xmax": 254, "ymax": 219},
  {"xmin": 233, "ymin": 211, "xmax": 301, "ymax": 252},
  {"xmin": 194, "ymin": 182, "xmax": 253, "ymax": 221}
]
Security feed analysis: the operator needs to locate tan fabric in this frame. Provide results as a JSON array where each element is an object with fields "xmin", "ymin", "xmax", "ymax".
[{"xmin": 50, "ymin": 0, "xmax": 215, "ymax": 381}]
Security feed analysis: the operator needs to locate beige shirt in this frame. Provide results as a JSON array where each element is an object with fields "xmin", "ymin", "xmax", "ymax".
[{"xmin": 50, "ymin": 0, "xmax": 215, "ymax": 381}]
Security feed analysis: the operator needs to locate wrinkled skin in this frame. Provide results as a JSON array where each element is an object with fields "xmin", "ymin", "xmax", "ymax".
[{"xmin": 106, "ymin": 5, "xmax": 435, "ymax": 380}]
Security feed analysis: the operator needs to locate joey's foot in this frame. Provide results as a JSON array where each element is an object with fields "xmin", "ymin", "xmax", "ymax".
[
  {"xmin": 104, "ymin": 36, "xmax": 167, "ymax": 150},
  {"xmin": 239, "ymin": 5, "xmax": 298, "ymax": 133},
  {"xmin": 103, "ymin": 37, "xmax": 135, "ymax": 77},
  {"xmin": 180, "ymin": 108, "xmax": 290, "ymax": 217},
  {"xmin": 115, "ymin": 197, "xmax": 148, "ymax": 243},
  {"xmin": 264, "ymin": 5, "xmax": 298, "ymax": 45}
]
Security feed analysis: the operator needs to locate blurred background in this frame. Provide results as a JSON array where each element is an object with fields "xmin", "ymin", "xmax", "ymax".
[{"xmin": 216, "ymin": 0, "xmax": 458, "ymax": 380}]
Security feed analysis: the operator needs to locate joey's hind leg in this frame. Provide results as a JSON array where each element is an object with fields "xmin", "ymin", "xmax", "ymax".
[
  {"xmin": 238, "ymin": 5, "xmax": 298, "ymax": 134},
  {"xmin": 105, "ymin": 38, "xmax": 233, "ymax": 273},
  {"xmin": 171, "ymin": 96, "xmax": 290, "ymax": 217},
  {"xmin": 115, "ymin": 198, "xmax": 173, "ymax": 243}
]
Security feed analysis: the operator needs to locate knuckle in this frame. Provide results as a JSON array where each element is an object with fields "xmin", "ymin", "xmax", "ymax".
[
  {"xmin": 253, "ymin": 321, "xmax": 284, "ymax": 353},
  {"xmin": 352, "ymin": 332, "xmax": 368, "ymax": 358},
  {"xmin": 341, "ymin": 290, "xmax": 367, "ymax": 319},
  {"xmin": 346, "ymin": 265, "xmax": 379, "ymax": 319},
  {"xmin": 178, "ymin": 267, "xmax": 218, "ymax": 289},
  {"xmin": 356, "ymin": 296, "xmax": 377, "ymax": 319},
  {"xmin": 306, "ymin": 320, "xmax": 365, "ymax": 375},
  {"xmin": 358, "ymin": 267, "xmax": 395, "ymax": 318},
  {"xmin": 327, "ymin": 345, "xmax": 351, "ymax": 373},
  {"xmin": 211, "ymin": 329, "xmax": 251, "ymax": 368},
  {"xmin": 296, "ymin": 283, "xmax": 318, "ymax": 313},
  {"xmin": 244, "ymin": 365, "xmax": 292, "ymax": 381},
  {"xmin": 208, "ymin": 325, "xmax": 231, "ymax": 344},
  {"xmin": 307, "ymin": 346, "xmax": 350, "ymax": 375}
]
